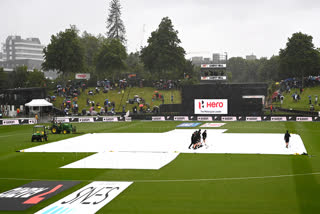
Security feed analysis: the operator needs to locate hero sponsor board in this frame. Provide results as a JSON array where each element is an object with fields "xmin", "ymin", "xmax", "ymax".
[
  {"xmin": 194, "ymin": 99, "xmax": 228, "ymax": 114},
  {"xmin": 152, "ymin": 116, "xmax": 165, "ymax": 121},
  {"xmin": 196, "ymin": 116, "xmax": 213, "ymax": 121},
  {"xmin": 200, "ymin": 123, "xmax": 225, "ymax": 128},
  {"xmin": 2, "ymin": 120, "xmax": 19, "ymax": 125},
  {"xmin": 246, "ymin": 117, "xmax": 262, "ymax": 121},
  {"xmin": 176, "ymin": 123, "xmax": 200, "ymax": 127},
  {"xmin": 75, "ymin": 73, "xmax": 90, "ymax": 80},
  {"xmin": 79, "ymin": 118, "xmax": 94, "ymax": 123},
  {"xmin": 271, "ymin": 117, "xmax": 287, "ymax": 121},
  {"xmin": 296, "ymin": 117, "xmax": 312, "ymax": 121},
  {"xmin": 35, "ymin": 181, "xmax": 132, "ymax": 214},
  {"xmin": 0, "ymin": 181, "xmax": 80, "ymax": 211},
  {"xmin": 221, "ymin": 116, "xmax": 237, "ymax": 121},
  {"xmin": 103, "ymin": 117, "xmax": 118, "ymax": 122},
  {"xmin": 174, "ymin": 116, "xmax": 189, "ymax": 121}
]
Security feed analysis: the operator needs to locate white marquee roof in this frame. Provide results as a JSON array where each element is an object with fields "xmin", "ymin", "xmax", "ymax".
[{"xmin": 25, "ymin": 99, "xmax": 53, "ymax": 107}]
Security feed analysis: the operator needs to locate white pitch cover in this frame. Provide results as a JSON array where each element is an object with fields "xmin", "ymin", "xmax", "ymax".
[{"xmin": 35, "ymin": 181, "xmax": 132, "ymax": 214}]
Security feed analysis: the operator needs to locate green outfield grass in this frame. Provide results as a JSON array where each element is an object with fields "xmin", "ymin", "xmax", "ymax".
[{"xmin": 1, "ymin": 121, "xmax": 320, "ymax": 213}]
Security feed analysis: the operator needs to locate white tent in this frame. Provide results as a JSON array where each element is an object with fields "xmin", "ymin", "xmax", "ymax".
[
  {"xmin": 25, "ymin": 99, "xmax": 53, "ymax": 107},
  {"xmin": 25, "ymin": 99, "xmax": 53, "ymax": 119}
]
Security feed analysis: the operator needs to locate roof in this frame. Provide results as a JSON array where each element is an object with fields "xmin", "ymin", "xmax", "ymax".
[
  {"xmin": 25, "ymin": 99, "xmax": 53, "ymax": 107},
  {"xmin": 34, "ymin": 125, "xmax": 45, "ymax": 128}
]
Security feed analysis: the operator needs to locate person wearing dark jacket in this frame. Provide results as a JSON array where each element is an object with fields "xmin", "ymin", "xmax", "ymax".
[{"xmin": 284, "ymin": 130, "xmax": 291, "ymax": 148}]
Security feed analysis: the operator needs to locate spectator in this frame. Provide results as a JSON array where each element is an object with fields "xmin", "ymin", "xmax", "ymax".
[
  {"xmin": 315, "ymin": 95, "xmax": 318, "ymax": 105},
  {"xmin": 100, "ymin": 107, "xmax": 105, "ymax": 115},
  {"xmin": 308, "ymin": 95, "xmax": 312, "ymax": 104},
  {"xmin": 35, "ymin": 114, "xmax": 39, "ymax": 123}
]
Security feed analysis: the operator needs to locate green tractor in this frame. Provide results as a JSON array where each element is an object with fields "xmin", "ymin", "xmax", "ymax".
[
  {"xmin": 50, "ymin": 121, "xmax": 76, "ymax": 134},
  {"xmin": 31, "ymin": 125, "xmax": 48, "ymax": 142}
]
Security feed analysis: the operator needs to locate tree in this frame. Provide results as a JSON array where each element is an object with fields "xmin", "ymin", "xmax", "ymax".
[
  {"xmin": 140, "ymin": 17, "xmax": 186, "ymax": 80},
  {"xmin": 279, "ymin": 32, "xmax": 320, "ymax": 82},
  {"xmin": 125, "ymin": 52, "xmax": 149, "ymax": 79},
  {"xmin": 227, "ymin": 57, "xmax": 247, "ymax": 82},
  {"xmin": 106, "ymin": 0, "xmax": 126, "ymax": 44},
  {"xmin": 95, "ymin": 39, "xmax": 127, "ymax": 81},
  {"xmin": 81, "ymin": 31, "xmax": 102, "ymax": 70},
  {"xmin": 258, "ymin": 56, "xmax": 280, "ymax": 82},
  {"xmin": 0, "ymin": 67, "xmax": 8, "ymax": 89},
  {"xmin": 7, "ymin": 66, "xmax": 28, "ymax": 88},
  {"xmin": 42, "ymin": 25, "xmax": 85, "ymax": 78},
  {"xmin": 27, "ymin": 69, "xmax": 46, "ymax": 87}
]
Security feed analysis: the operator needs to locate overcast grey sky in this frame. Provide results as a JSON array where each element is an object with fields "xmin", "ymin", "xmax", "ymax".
[{"xmin": 1, "ymin": 0, "xmax": 320, "ymax": 59}]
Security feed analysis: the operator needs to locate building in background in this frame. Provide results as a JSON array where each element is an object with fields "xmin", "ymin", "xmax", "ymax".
[
  {"xmin": 0, "ymin": 52, "xmax": 3, "ymax": 62},
  {"xmin": 246, "ymin": 54, "xmax": 257, "ymax": 60},
  {"xmin": 212, "ymin": 53, "xmax": 220, "ymax": 64},
  {"xmin": 0, "ymin": 35, "xmax": 44, "ymax": 71},
  {"xmin": 191, "ymin": 56, "xmax": 204, "ymax": 66}
]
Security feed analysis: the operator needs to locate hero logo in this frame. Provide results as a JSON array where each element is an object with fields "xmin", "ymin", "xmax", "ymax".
[{"xmin": 194, "ymin": 99, "xmax": 228, "ymax": 114}]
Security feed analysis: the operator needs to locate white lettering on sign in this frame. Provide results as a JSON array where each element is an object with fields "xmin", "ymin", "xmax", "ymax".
[
  {"xmin": 194, "ymin": 99, "xmax": 228, "ymax": 115},
  {"xmin": 35, "ymin": 181, "xmax": 132, "ymax": 214},
  {"xmin": 0, "ymin": 187, "xmax": 48, "ymax": 198}
]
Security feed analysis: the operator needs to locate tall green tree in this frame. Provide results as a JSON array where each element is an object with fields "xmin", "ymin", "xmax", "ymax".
[
  {"xmin": 140, "ymin": 17, "xmax": 186, "ymax": 80},
  {"xmin": 95, "ymin": 39, "xmax": 127, "ymax": 81},
  {"xmin": 42, "ymin": 25, "xmax": 85, "ymax": 78},
  {"xmin": 106, "ymin": 0, "xmax": 126, "ymax": 44},
  {"xmin": 227, "ymin": 57, "xmax": 247, "ymax": 82},
  {"xmin": 258, "ymin": 55, "xmax": 280, "ymax": 82},
  {"xmin": 125, "ymin": 52, "xmax": 149, "ymax": 79},
  {"xmin": 27, "ymin": 69, "xmax": 46, "ymax": 87},
  {"xmin": 279, "ymin": 32, "xmax": 320, "ymax": 82},
  {"xmin": 81, "ymin": 31, "xmax": 101, "ymax": 70}
]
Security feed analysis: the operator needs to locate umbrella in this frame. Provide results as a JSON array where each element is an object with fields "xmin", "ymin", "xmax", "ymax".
[{"xmin": 139, "ymin": 104, "xmax": 144, "ymax": 107}]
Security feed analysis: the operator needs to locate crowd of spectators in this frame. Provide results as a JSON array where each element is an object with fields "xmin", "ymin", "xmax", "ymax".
[{"xmin": 272, "ymin": 77, "xmax": 320, "ymax": 112}]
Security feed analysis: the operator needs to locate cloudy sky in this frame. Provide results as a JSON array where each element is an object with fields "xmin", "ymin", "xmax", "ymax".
[{"xmin": 1, "ymin": 0, "xmax": 320, "ymax": 59}]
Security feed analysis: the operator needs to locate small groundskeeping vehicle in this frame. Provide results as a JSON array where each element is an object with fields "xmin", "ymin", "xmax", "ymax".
[
  {"xmin": 31, "ymin": 125, "xmax": 48, "ymax": 142},
  {"xmin": 50, "ymin": 121, "xmax": 76, "ymax": 134}
]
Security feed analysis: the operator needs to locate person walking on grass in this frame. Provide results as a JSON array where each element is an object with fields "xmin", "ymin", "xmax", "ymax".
[{"xmin": 284, "ymin": 130, "xmax": 291, "ymax": 148}]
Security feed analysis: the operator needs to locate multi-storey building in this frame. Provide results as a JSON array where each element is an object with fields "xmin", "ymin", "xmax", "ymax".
[
  {"xmin": 0, "ymin": 35, "xmax": 44, "ymax": 70},
  {"xmin": 246, "ymin": 54, "xmax": 257, "ymax": 60}
]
